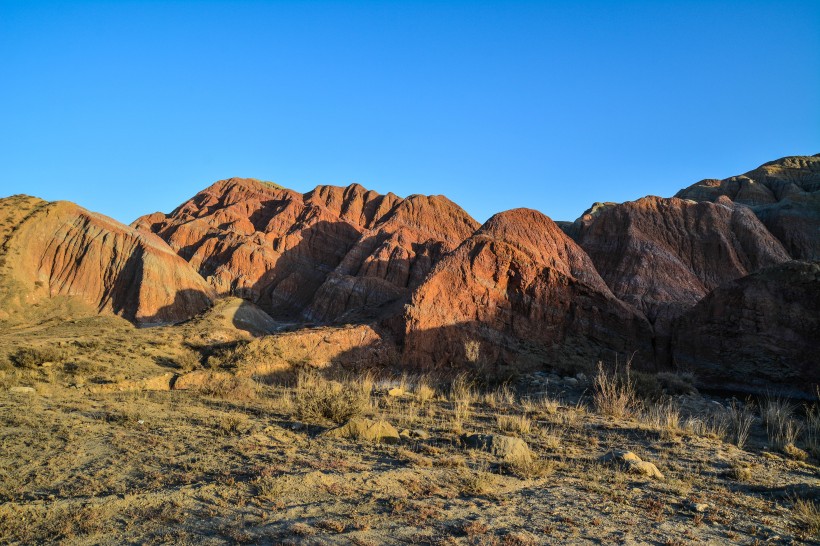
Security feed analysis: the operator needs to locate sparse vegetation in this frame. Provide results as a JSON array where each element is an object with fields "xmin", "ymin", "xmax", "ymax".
[
  {"xmin": 294, "ymin": 369, "xmax": 369, "ymax": 424},
  {"xmin": 0, "ymin": 316, "xmax": 814, "ymax": 545},
  {"xmin": 762, "ymin": 396, "xmax": 803, "ymax": 450},
  {"xmin": 792, "ymin": 498, "xmax": 820, "ymax": 539},
  {"xmin": 593, "ymin": 360, "xmax": 640, "ymax": 418}
]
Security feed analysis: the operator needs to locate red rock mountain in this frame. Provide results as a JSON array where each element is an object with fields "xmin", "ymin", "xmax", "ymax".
[
  {"xmin": 133, "ymin": 179, "xmax": 479, "ymax": 322},
  {"xmin": 0, "ymin": 195, "xmax": 213, "ymax": 325},
  {"xmin": 676, "ymin": 155, "xmax": 820, "ymax": 260},
  {"xmin": 403, "ymin": 208, "xmax": 654, "ymax": 371},
  {"xmin": 673, "ymin": 261, "xmax": 820, "ymax": 395},
  {"xmin": 565, "ymin": 196, "xmax": 791, "ymax": 332}
]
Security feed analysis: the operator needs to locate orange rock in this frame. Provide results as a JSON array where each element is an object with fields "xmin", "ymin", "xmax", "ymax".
[
  {"xmin": 403, "ymin": 208, "xmax": 653, "ymax": 370},
  {"xmin": 0, "ymin": 195, "xmax": 213, "ymax": 325},
  {"xmin": 134, "ymin": 179, "xmax": 478, "ymax": 323}
]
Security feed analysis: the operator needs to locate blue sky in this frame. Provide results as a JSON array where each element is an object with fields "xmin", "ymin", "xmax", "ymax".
[{"xmin": 1, "ymin": 1, "xmax": 818, "ymax": 224}]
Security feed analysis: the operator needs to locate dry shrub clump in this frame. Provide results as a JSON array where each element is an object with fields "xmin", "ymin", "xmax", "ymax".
[
  {"xmin": 194, "ymin": 374, "xmax": 258, "ymax": 401},
  {"xmin": 593, "ymin": 360, "xmax": 640, "ymax": 418},
  {"xmin": 294, "ymin": 370, "xmax": 369, "ymax": 425},
  {"xmin": 642, "ymin": 399, "xmax": 682, "ymax": 437},
  {"xmin": 10, "ymin": 346, "xmax": 64, "ymax": 369},
  {"xmin": 496, "ymin": 414, "xmax": 532, "ymax": 436},
  {"xmin": 792, "ymin": 498, "xmax": 820, "ymax": 539},
  {"xmin": 762, "ymin": 396, "xmax": 802, "ymax": 450},
  {"xmin": 728, "ymin": 400, "xmax": 755, "ymax": 449}
]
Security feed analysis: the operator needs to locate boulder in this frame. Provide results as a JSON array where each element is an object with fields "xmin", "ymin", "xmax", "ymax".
[
  {"xmin": 8, "ymin": 386, "xmax": 36, "ymax": 395},
  {"xmin": 462, "ymin": 433, "xmax": 533, "ymax": 463},
  {"xmin": 323, "ymin": 418, "xmax": 401, "ymax": 444},
  {"xmin": 600, "ymin": 450, "xmax": 663, "ymax": 480}
]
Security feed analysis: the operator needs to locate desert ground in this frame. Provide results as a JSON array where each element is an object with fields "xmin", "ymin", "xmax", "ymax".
[{"xmin": 1, "ymin": 305, "xmax": 818, "ymax": 545}]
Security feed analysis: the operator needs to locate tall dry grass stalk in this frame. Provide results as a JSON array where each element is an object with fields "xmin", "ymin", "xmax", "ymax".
[
  {"xmin": 762, "ymin": 396, "xmax": 802, "ymax": 449},
  {"xmin": 593, "ymin": 360, "xmax": 639, "ymax": 419},
  {"xmin": 728, "ymin": 400, "xmax": 755, "ymax": 449}
]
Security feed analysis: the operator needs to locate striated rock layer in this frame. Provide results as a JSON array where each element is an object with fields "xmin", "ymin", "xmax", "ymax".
[
  {"xmin": 676, "ymin": 155, "xmax": 820, "ymax": 260},
  {"xmin": 403, "ymin": 208, "xmax": 654, "ymax": 372},
  {"xmin": 566, "ymin": 196, "xmax": 790, "ymax": 334},
  {"xmin": 673, "ymin": 261, "xmax": 820, "ymax": 396},
  {"xmin": 134, "ymin": 179, "xmax": 479, "ymax": 322},
  {"xmin": 0, "ymin": 195, "xmax": 213, "ymax": 325}
]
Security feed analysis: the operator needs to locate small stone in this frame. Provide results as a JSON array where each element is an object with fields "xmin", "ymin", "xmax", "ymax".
[
  {"xmin": 563, "ymin": 377, "xmax": 578, "ymax": 387},
  {"xmin": 387, "ymin": 387, "xmax": 405, "ymax": 397},
  {"xmin": 694, "ymin": 503, "xmax": 709, "ymax": 513},
  {"xmin": 9, "ymin": 386, "xmax": 36, "ymax": 395}
]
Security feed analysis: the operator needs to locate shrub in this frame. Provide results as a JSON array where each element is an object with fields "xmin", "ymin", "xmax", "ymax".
[
  {"xmin": 497, "ymin": 414, "xmax": 532, "ymax": 436},
  {"xmin": 593, "ymin": 360, "xmax": 640, "ymax": 418},
  {"xmin": 727, "ymin": 400, "xmax": 755, "ymax": 449},
  {"xmin": 294, "ymin": 370, "xmax": 369, "ymax": 425},
  {"xmin": 194, "ymin": 374, "xmax": 258, "ymax": 401},
  {"xmin": 792, "ymin": 498, "xmax": 820, "ymax": 539},
  {"xmin": 11, "ymin": 347, "xmax": 63, "ymax": 369},
  {"xmin": 762, "ymin": 396, "xmax": 802, "ymax": 449}
]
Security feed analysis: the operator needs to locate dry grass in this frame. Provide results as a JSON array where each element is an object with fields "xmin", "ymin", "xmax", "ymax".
[
  {"xmin": 792, "ymin": 498, "xmax": 820, "ymax": 539},
  {"xmin": 496, "ymin": 414, "xmax": 533, "ymax": 436},
  {"xmin": 0, "ymin": 314, "xmax": 814, "ymax": 545},
  {"xmin": 728, "ymin": 400, "xmax": 755, "ymax": 449},
  {"xmin": 592, "ymin": 360, "xmax": 639, "ymax": 418},
  {"xmin": 642, "ymin": 399, "xmax": 682, "ymax": 437},
  {"xmin": 194, "ymin": 374, "xmax": 258, "ymax": 401},
  {"xmin": 459, "ymin": 464, "xmax": 498, "ymax": 496},
  {"xmin": 294, "ymin": 370, "xmax": 369, "ymax": 425},
  {"xmin": 762, "ymin": 396, "xmax": 802, "ymax": 450}
]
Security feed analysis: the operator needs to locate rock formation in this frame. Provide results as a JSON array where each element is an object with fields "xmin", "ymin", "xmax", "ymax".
[
  {"xmin": 403, "ymin": 208, "xmax": 654, "ymax": 371},
  {"xmin": 676, "ymin": 155, "xmax": 820, "ymax": 260},
  {"xmin": 566, "ymin": 196, "xmax": 790, "ymax": 333},
  {"xmin": 673, "ymin": 261, "xmax": 820, "ymax": 396},
  {"xmin": 0, "ymin": 195, "xmax": 213, "ymax": 325},
  {"xmin": 305, "ymin": 193, "xmax": 479, "ymax": 322},
  {"xmin": 134, "ymin": 179, "xmax": 478, "ymax": 322}
]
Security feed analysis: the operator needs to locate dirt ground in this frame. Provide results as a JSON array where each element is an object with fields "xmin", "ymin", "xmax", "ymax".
[{"xmin": 0, "ymin": 311, "xmax": 818, "ymax": 545}]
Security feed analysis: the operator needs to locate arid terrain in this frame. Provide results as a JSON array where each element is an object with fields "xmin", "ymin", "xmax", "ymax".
[{"xmin": 1, "ymin": 155, "xmax": 818, "ymax": 544}]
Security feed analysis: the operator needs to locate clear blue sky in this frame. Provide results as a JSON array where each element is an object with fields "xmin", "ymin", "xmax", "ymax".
[{"xmin": 1, "ymin": 1, "xmax": 818, "ymax": 224}]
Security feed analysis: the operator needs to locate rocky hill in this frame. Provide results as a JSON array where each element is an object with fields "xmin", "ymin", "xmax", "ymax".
[
  {"xmin": 0, "ymin": 195, "xmax": 213, "ymax": 325},
  {"xmin": 565, "ymin": 195, "xmax": 791, "ymax": 337},
  {"xmin": 2, "ymin": 154, "xmax": 817, "ymax": 395},
  {"xmin": 133, "ymin": 179, "xmax": 478, "ymax": 323},
  {"xmin": 402, "ymin": 208, "xmax": 654, "ymax": 372},
  {"xmin": 676, "ymin": 154, "xmax": 820, "ymax": 260}
]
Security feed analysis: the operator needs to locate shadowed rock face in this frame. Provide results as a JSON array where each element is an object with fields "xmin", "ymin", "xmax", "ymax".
[
  {"xmin": 566, "ymin": 196, "xmax": 791, "ymax": 334},
  {"xmin": 133, "ymin": 179, "xmax": 479, "ymax": 322},
  {"xmin": 0, "ymin": 195, "xmax": 213, "ymax": 325},
  {"xmin": 305, "ymin": 194, "xmax": 479, "ymax": 323},
  {"xmin": 403, "ymin": 208, "xmax": 654, "ymax": 371},
  {"xmin": 673, "ymin": 261, "xmax": 820, "ymax": 396},
  {"xmin": 676, "ymin": 155, "xmax": 820, "ymax": 260}
]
